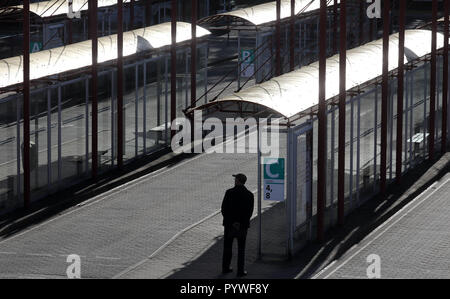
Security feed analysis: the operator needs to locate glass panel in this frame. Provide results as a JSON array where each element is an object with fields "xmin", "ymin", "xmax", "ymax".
[
  {"xmin": 176, "ymin": 50, "xmax": 188, "ymax": 118},
  {"xmin": 296, "ymin": 133, "xmax": 308, "ymax": 227},
  {"xmin": 124, "ymin": 64, "xmax": 138, "ymax": 161},
  {"xmin": 48, "ymin": 87, "xmax": 59, "ymax": 186},
  {"xmin": 197, "ymin": 44, "xmax": 208, "ymax": 105},
  {"xmin": 143, "ymin": 56, "xmax": 168, "ymax": 153},
  {"xmin": 345, "ymin": 95, "xmax": 353, "ymax": 215},
  {"xmin": 327, "ymin": 107, "xmax": 338, "ymax": 210},
  {"xmin": 410, "ymin": 63, "xmax": 429, "ymax": 163},
  {"xmin": 388, "ymin": 78, "xmax": 398, "ymax": 183},
  {"xmin": 29, "ymin": 89, "xmax": 48, "ymax": 193},
  {"xmin": 0, "ymin": 94, "xmax": 19, "ymax": 211},
  {"xmin": 59, "ymin": 80, "xmax": 88, "ymax": 183},
  {"xmin": 97, "ymin": 72, "xmax": 113, "ymax": 171},
  {"xmin": 436, "ymin": 55, "xmax": 443, "ymax": 145},
  {"xmin": 374, "ymin": 85, "xmax": 381, "ymax": 193},
  {"xmin": 359, "ymin": 89, "xmax": 377, "ymax": 200}
]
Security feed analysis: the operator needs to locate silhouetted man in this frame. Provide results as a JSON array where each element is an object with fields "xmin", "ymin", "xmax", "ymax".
[{"xmin": 221, "ymin": 173, "xmax": 254, "ymax": 277}]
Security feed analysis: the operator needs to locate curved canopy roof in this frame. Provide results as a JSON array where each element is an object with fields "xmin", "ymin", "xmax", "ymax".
[
  {"xmin": 0, "ymin": 22, "xmax": 210, "ymax": 89},
  {"xmin": 10, "ymin": 0, "xmax": 133, "ymax": 19},
  {"xmin": 197, "ymin": 30, "xmax": 444, "ymax": 119},
  {"xmin": 199, "ymin": 0, "xmax": 338, "ymax": 26}
]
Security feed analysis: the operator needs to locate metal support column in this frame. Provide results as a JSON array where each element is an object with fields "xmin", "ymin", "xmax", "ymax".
[
  {"xmin": 380, "ymin": 0, "xmax": 390, "ymax": 194},
  {"xmin": 257, "ymin": 123, "xmax": 262, "ymax": 259},
  {"xmin": 23, "ymin": 0, "xmax": 31, "ymax": 207},
  {"xmin": 443, "ymin": 0, "xmax": 449, "ymax": 153},
  {"xmin": 47, "ymin": 89, "xmax": 52, "ymax": 186},
  {"xmin": 135, "ymin": 64, "xmax": 139, "ymax": 157},
  {"xmin": 290, "ymin": 0, "xmax": 296, "ymax": 71},
  {"xmin": 130, "ymin": 0, "xmax": 135, "ymax": 29},
  {"xmin": 57, "ymin": 86, "xmax": 62, "ymax": 183},
  {"xmin": 171, "ymin": 0, "xmax": 177, "ymax": 139},
  {"xmin": 333, "ymin": 0, "xmax": 338, "ymax": 54},
  {"xmin": 429, "ymin": 0, "xmax": 437, "ymax": 160},
  {"xmin": 191, "ymin": 0, "xmax": 197, "ymax": 108},
  {"xmin": 117, "ymin": 0, "xmax": 124, "ymax": 169},
  {"xmin": 190, "ymin": 0, "xmax": 198, "ymax": 147},
  {"xmin": 396, "ymin": 0, "xmax": 405, "ymax": 183},
  {"xmin": 317, "ymin": 0, "xmax": 327, "ymax": 242},
  {"xmin": 359, "ymin": 0, "xmax": 364, "ymax": 45},
  {"xmin": 89, "ymin": 0, "xmax": 99, "ymax": 178},
  {"xmin": 276, "ymin": 0, "xmax": 281, "ymax": 76},
  {"xmin": 68, "ymin": 19, "xmax": 73, "ymax": 44},
  {"xmin": 145, "ymin": 0, "xmax": 152, "ymax": 26},
  {"xmin": 338, "ymin": 0, "xmax": 346, "ymax": 226}
]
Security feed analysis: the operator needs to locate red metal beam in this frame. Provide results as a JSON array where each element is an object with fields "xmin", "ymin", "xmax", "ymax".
[
  {"xmin": 190, "ymin": 0, "xmax": 197, "ymax": 148},
  {"xmin": 130, "ymin": 0, "xmax": 135, "ymax": 29},
  {"xmin": 338, "ymin": 0, "xmax": 346, "ymax": 226},
  {"xmin": 171, "ymin": 0, "xmax": 177, "ymax": 139},
  {"xmin": 290, "ymin": 0, "xmax": 295, "ymax": 71},
  {"xmin": 68, "ymin": 19, "xmax": 73, "ymax": 44},
  {"xmin": 359, "ymin": 0, "xmax": 364, "ymax": 45},
  {"xmin": 276, "ymin": 0, "xmax": 281, "ymax": 76},
  {"xmin": 23, "ymin": 0, "xmax": 30, "ymax": 208},
  {"xmin": 380, "ymin": 0, "xmax": 390, "ymax": 195},
  {"xmin": 443, "ymin": 0, "xmax": 449, "ymax": 154},
  {"xmin": 429, "ymin": 0, "xmax": 437, "ymax": 160},
  {"xmin": 117, "ymin": 0, "xmax": 124, "ymax": 169},
  {"xmin": 317, "ymin": 0, "xmax": 327, "ymax": 242},
  {"xmin": 370, "ymin": 13, "xmax": 374, "ymax": 41},
  {"xmin": 145, "ymin": 0, "xmax": 152, "ymax": 26},
  {"xmin": 191, "ymin": 0, "xmax": 197, "ymax": 107},
  {"xmin": 333, "ymin": 0, "xmax": 338, "ymax": 54},
  {"xmin": 89, "ymin": 0, "xmax": 99, "ymax": 178},
  {"xmin": 395, "ymin": 0, "xmax": 405, "ymax": 184}
]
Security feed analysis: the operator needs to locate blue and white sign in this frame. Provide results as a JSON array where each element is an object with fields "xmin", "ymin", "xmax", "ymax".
[
  {"xmin": 240, "ymin": 48, "xmax": 255, "ymax": 78},
  {"xmin": 263, "ymin": 158, "xmax": 285, "ymax": 201}
]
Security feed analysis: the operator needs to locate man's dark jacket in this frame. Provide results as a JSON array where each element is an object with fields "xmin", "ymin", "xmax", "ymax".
[{"xmin": 221, "ymin": 185, "xmax": 254, "ymax": 229}]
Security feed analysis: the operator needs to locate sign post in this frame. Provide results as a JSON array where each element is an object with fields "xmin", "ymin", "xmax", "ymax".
[{"xmin": 258, "ymin": 157, "xmax": 285, "ymax": 259}]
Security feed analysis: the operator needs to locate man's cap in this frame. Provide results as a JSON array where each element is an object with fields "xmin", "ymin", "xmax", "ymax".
[{"xmin": 232, "ymin": 173, "xmax": 247, "ymax": 184}]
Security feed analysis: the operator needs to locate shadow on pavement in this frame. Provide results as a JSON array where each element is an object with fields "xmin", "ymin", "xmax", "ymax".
[
  {"xmin": 165, "ymin": 154, "xmax": 450, "ymax": 279},
  {"xmin": 0, "ymin": 150, "xmax": 196, "ymax": 240}
]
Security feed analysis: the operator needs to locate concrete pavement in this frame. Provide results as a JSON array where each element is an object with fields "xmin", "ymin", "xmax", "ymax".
[
  {"xmin": 315, "ymin": 172, "xmax": 450, "ymax": 279},
  {"xmin": 0, "ymin": 146, "xmax": 448, "ymax": 279}
]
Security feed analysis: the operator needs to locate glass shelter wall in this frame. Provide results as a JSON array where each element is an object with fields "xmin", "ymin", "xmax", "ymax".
[
  {"xmin": 0, "ymin": 43, "xmax": 208, "ymax": 214},
  {"xmin": 286, "ymin": 54, "xmax": 449, "ymax": 252}
]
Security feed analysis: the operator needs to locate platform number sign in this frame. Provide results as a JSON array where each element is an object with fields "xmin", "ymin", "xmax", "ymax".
[
  {"xmin": 30, "ymin": 42, "xmax": 43, "ymax": 53},
  {"xmin": 263, "ymin": 158, "xmax": 285, "ymax": 201}
]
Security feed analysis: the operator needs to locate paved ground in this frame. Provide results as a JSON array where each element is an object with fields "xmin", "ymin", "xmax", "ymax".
[
  {"xmin": 315, "ymin": 172, "xmax": 450, "ymax": 279},
  {"xmin": 117, "ymin": 154, "xmax": 450, "ymax": 279},
  {"xmin": 0, "ymin": 137, "xmax": 448, "ymax": 279},
  {"xmin": 0, "ymin": 29, "xmax": 448, "ymax": 279},
  {"xmin": 0, "ymin": 125, "xmax": 286, "ymax": 278}
]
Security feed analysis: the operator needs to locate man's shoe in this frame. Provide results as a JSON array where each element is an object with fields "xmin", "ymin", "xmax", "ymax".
[
  {"xmin": 222, "ymin": 268, "xmax": 233, "ymax": 274},
  {"xmin": 237, "ymin": 271, "xmax": 247, "ymax": 277}
]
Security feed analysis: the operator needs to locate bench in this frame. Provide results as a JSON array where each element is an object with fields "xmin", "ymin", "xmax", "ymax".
[
  {"xmin": 147, "ymin": 123, "xmax": 170, "ymax": 142},
  {"xmin": 361, "ymin": 164, "xmax": 375, "ymax": 190},
  {"xmin": 67, "ymin": 155, "xmax": 84, "ymax": 176},
  {"xmin": 147, "ymin": 120, "xmax": 185, "ymax": 142},
  {"xmin": 407, "ymin": 132, "xmax": 429, "ymax": 157}
]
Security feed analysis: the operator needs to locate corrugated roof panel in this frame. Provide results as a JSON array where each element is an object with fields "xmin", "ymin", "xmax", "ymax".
[
  {"xmin": 0, "ymin": 22, "xmax": 210, "ymax": 89},
  {"xmin": 209, "ymin": 30, "xmax": 445, "ymax": 118},
  {"xmin": 200, "ymin": 0, "xmax": 339, "ymax": 26},
  {"xmin": 13, "ymin": 0, "xmax": 132, "ymax": 18}
]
